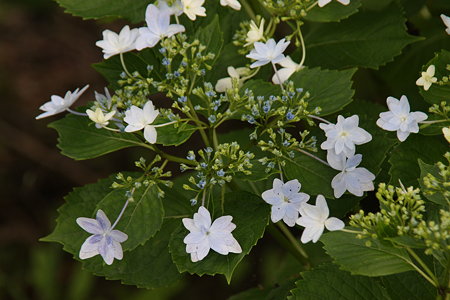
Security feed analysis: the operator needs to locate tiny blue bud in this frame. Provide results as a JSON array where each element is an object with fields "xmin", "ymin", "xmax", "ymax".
[
  {"xmin": 190, "ymin": 199, "xmax": 197, "ymax": 206},
  {"xmin": 217, "ymin": 169, "xmax": 225, "ymax": 177},
  {"xmin": 194, "ymin": 105, "xmax": 202, "ymax": 110},
  {"xmin": 178, "ymin": 96, "xmax": 187, "ymax": 103},
  {"xmin": 120, "ymin": 72, "xmax": 127, "ymax": 78},
  {"xmin": 288, "ymin": 91, "xmax": 295, "ymax": 98},
  {"xmin": 147, "ymin": 65, "xmax": 153, "ymax": 72},
  {"xmin": 283, "ymin": 140, "xmax": 290, "ymax": 146},
  {"xmin": 162, "ymin": 58, "xmax": 171, "ymax": 66},
  {"xmin": 174, "ymin": 71, "xmax": 181, "ymax": 77},
  {"xmin": 200, "ymin": 69, "xmax": 206, "ymax": 76},
  {"xmin": 267, "ymin": 162, "xmax": 275, "ymax": 168},
  {"xmin": 197, "ymin": 179, "xmax": 206, "ymax": 189},
  {"xmin": 159, "ymin": 47, "xmax": 167, "ymax": 54},
  {"xmin": 181, "ymin": 61, "xmax": 188, "ymax": 67},
  {"xmin": 208, "ymin": 115, "xmax": 217, "ymax": 123},
  {"xmin": 205, "ymin": 91, "xmax": 215, "ymax": 98},
  {"xmin": 205, "ymin": 147, "xmax": 213, "ymax": 153},
  {"xmin": 200, "ymin": 162, "xmax": 207, "ymax": 168},
  {"xmin": 296, "ymin": 88, "xmax": 303, "ymax": 93},
  {"xmin": 286, "ymin": 111, "xmax": 295, "ymax": 121},
  {"xmin": 187, "ymin": 153, "xmax": 196, "ymax": 160}
]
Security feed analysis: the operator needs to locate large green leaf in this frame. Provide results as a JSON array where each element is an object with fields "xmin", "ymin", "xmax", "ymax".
[
  {"xmin": 193, "ymin": 15, "xmax": 223, "ymax": 66},
  {"xmin": 81, "ymin": 219, "xmax": 181, "ymax": 289},
  {"xmin": 321, "ymin": 231, "xmax": 414, "ymax": 276},
  {"xmin": 290, "ymin": 67, "xmax": 356, "ymax": 116},
  {"xmin": 283, "ymin": 154, "xmax": 336, "ymax": 199},
  {"xmin": 388, "ymin": 134, "xmax": 447, "ymax": 187},
  {"xmin": 419, "ymin": 50, "xmax": 450, "ymax": 105},
  {"xmin": 419, "ymin": 160, "xmax": 448, "ymax": 206},
  {"xmin": 381, "ymin": 271, "xmax": 436, "ymax": 300},
  {"xmin": 55, "ymin": 0, "xmax": 151, "ymax": 23},
  {"xmin": 169, "ymin": 192, "xmax": 269, "ymax": 283},
  {"xmin": 305, "ymin": 0, "xmax": 361, "ymax": 23},
  {"xmin": 41, "ymin": 175, "xmax": 164, "ymax": 253},
  {"xmin": 49, "ymin": 114, "xmax": 143, "ymax": 160},
  {"xmin": 289, "ymin": 264, "xmax": 391, "ymax": 300},
  {"xmin": 305, "ymin": 3, "xmax": 422, "ymax": 69}
]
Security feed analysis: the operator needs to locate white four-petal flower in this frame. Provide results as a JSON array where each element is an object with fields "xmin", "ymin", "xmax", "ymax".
[
  {"xmin": 261, "ymin": 179, "xmax": 310, "ymax": 227},
  {"xmin": 86, "ymin": 107, "xmax": 116, "ymax": 128},
  {"xmin": 416, "ymin": 65, "xmax": 438, "ymax": 91},
  {"xmin": 135, "ymin": 4, "xmax": 185, "ymax": 50},
  {"xmin": 376, "ymin": 95, "xmax": 428, "ymax": 142},
  {"xmin": 441, "ymin": 14, "xmax": 450, "ymax": 35},
  {"xmin": 320, "ymin": 115, "xmax": 372, "ymax": 158},
  {"xmin": 327, "ymin": 152, "xmax": 375, "ymax": 198},
  {"xmin": 76, "ymin": 210, "xmax": 128, "ymax": 265},
  {"xmin": 181, "ymin": 0, "xmax": 206, "ymax": 21},
  {"xmin": 220, "ymin": 0, "xmax": 241, "ymax": 10},
  {"xmin": 95, "ymin": 25, "xmax": 139, "ymax": 59},
  {"xmin": 246, "ymin": 38, "xmax": 290, "ymax": 68},
  {"xmin": 272, "ymin": 56, "xmax": 302, "ymax": 85},
  {"xmin": 36, "ymin": 85, "xmax": 89, "ymax": 120},
  {"xmin": 215, "ymin": 66, "xmax": 249, "ymax": 92},
  {"xmin": 318, "ymin": 0, "xmax": 350, "ymax": 7},
  {"xmin": 124, "ymin": 100, "xmax": 160, "ymax": 144},
  {"xmin": 297, "ymin": 195, "xmax": 344, "ymax": 243},
  {"xmin": 182, "ymin": 206, "xmax": 242, "ymax": 262}
]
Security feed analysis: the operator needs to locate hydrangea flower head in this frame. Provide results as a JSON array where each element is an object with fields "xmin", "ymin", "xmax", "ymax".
[
  {"xmin": 441, "ymin": 14, "xmax": 450, "ymax": 35},
  {"xmin": 320, "ymin": 115, "xmax": 372, "ymax": 157},
  {"xmin": 182, "ymin": 206, "xmax": 242, "ymax": 262},
  {"xmin": 181, "ymin": 0, "xmax": 206, "ymax": 21},
  {"xmin": 86, "ymin": 107, "xmax": 116, "ymax": 128},
  {"xmin": 261, "ymin": 178, "xmax": 310, "ymax": 227},
  {"xmin": 416, "ymin": 65, "xmax": 437, "ymax": 91},
  {"xmin": 76, "ymin": 209, "xmax": 128, "ymax": 265},
  {"xmin": 36, "ymin": 85, "xmax": 89, "ymax": 119},
  {"xmin": 95, "ymin": 25, "xmax": 139, "ymax": 59},
  {"xmin": 124, "ymin": 100, "xmax": 160, "ymax": 144},
  {"xmin": 246, "ymin": 38, "xmax": 290, "ymax": 68},
  {"xmin": 220, "ymin": 0, "xmax": 241, "ymax": 10},
  {"xmin": 215, "ymin": 66, "xmax": 249, "ymax": 92},
  {"xmin": 297, "ymin": 195, "xmax": 344, "ymax": 243},
  {"xmin": 272, "ymin": 56, "xmax": 302, "ymax": 85},
  {"xmin": 245, "ymin": 19, "xmax": 265, "ymax": 47},
  {"xmin": 376, "ymin": 95, "xmax": 428, "ymax": 142},
  {"xmin": 135, "ymin": 4, "xmax": 185, "ymax": 50},
  {"xmin": 327, "ymin": 152, "xmax": 375, "ymax": 198},
  {"xmin": 318, "ymin": 0, "xmax": 350, "ymax": 7}
]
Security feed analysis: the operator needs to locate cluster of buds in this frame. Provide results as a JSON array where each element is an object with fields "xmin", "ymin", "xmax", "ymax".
[
  {"xmin": 414, "ymin": 209, "xmax": 450, "ymax": 256},
  {"xmin": 422, "ymin": 152, "xmax": 450, "ymax": 202}
]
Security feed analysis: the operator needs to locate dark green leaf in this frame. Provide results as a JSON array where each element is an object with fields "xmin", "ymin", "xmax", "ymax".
[
  {"xmin": 321, "ymin": 231, "xmax": 414, "ymax": 276},
  {"xmin": 419, "ymin": 160, "xmax": 448, "ymax": 206},
  {"xmin": 381, "ymin": 271, "xmax": 436, "ymax": 300},
  {"xmin": 156, "ymin": 122, "xmax": 197, "ymax": 147},
  {"xmin": 289, "ymin": 264, "xmax": 391, "ymax": 300},
  {"xmin": 193, "ymin": 15, "xmax": 223, "ymax": 66},
  {"xmin": 305, "ymin": 0, "xmax": 361, "ymax": 23},
  {"xmin": 305, "ymin": 4, "xmax": 422, "ymax": 69},
  {"xmin": 169, "ymin": 192, "xmax": 269, "ymax": 283},
  {"xmin": 290, "ymin": 67, "xmax": 356, "ymax": 116}
]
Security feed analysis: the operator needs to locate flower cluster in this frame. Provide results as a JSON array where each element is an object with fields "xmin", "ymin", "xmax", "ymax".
[{"xmin": 422, "ymin": 152, "xmax": 450, "ymax": 203}]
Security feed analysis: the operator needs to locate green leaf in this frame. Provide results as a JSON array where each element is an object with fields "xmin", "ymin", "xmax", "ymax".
[
  {"xmin": 305, "ymin": 0, "xmax": 361, "ymax": 23},
  {"xmin": 81, "ymin": 219, "xmax": 181, "ymax": 289},
  {"xmin": 419, "ymin": 50, "xmax": 450, "ymax": 105},
  {"xmin": 289, "ymin": 264, "xmax": 391, "ymax": 300},
  {"xmin": 385, "ymin": 236, "xmax": 426, "ymax": 249},
  {"xmin": 388, "ymin": 134, "xmax": 447, "ymax": 187},
  {"xmin": 381, "ymin": 271, "xmax": 436, "ymax": 300},
  {"xmin": 229, "ymin": 279, "xmax": 296, "ymax": 300},
  {"xmin": 321, "ymin": 231, "xmax": 414, "ymax": 276},
  {"xmin": 49, "ymin": 114, "xmax": 143, "ymax": 160},
  {"xmin": 305, "ymin": 3, "xmax": 422, "ymax": 69},
  {"xmin": 193, "ymin": 15, "xmax": 223, "ymax": 66},
  {"xmin": 155, "ymin": 122, "xmax": 197, "ymax": 147},
  {"xmin": 42, "ymin": 175, "xmax": 164, "ymax": 253},
  {"xmin": 418, "ymin": 160, "xmax": 448, "ymax": 206},
  {"xmin": 169, "ymin": 192, "xmax": 269, "ymax": 283},
  {"xmin": 55, "ymin": 0, "xmax": 150, "ymax": 23},
  {"xmin": 290, "ymin": 67, "xmax": 356, "ymax": 116},
  {"xmin": 284, "ymin": 154, "xmax": 336, "ymax": 199}
]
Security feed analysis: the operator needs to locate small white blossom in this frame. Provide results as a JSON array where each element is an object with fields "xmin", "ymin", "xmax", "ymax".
[
  {"xmin": 158, "ymin": 0, "xmax": 183, "ymax": 16},
  {"xmin": 246, "ymin": 38, "xmax": 290, "ymax": 69},
  {"xmin": 443, "ymin": 127, "xmax": 450, "ymax": 143},
  {"xmin": 245, "ymin": 19, "xmax": 265, "ymax": 47},
  {"xmin": 320, "ymin": 115, "xmax": 372, "ymax": 157},
  {"xmin": 182, "ymin": 206, "xmax": 242, "ymax": 262},
  {"xmin": 95, "ymin": 26, "xmax": 139, "ymax": 59},
  {"xmin": 220, "ymin": 0, "xmax": 241, "ymax": 10},
  {"xmin": 36, "ymin": 85, "xmax": 89, "ymax": 120},
  {"xmin": 261, "ymin": 178, "xmax": 310, "ymax": 227},
  {"xmin": 272, "ymin": 56, "xmax": 302, "ymax": 85},
  {"xmin": 327, "ymin": 152, "xmax": 375, "ymax": 198},
  {"xmin": 441, "ymin": 14, "xmax": 450, "ymax": 35},
  {"xmin": 76, "ymin": 210, "xmax": 128, "ymax": 265},
  {"xmin": 124, "ymin": 101, "xmax": 160, "ymax": 144},
  {"xmin": 215, "ymin": 66, "xmax": 249, "ymax": 92},
  {"xmin": 181, "ymin": 0, "xmax": 206, "ymax": 21},
  {"xmin": 297, "ymin": 195, "xmax": 344, "ymax": 243},
  {"xmin": 376, "ymin": 95, "xmax": 428, "ymax": 142},
  {"xmin": 318, "ymin": 0, "xmax": 350, "ymax": 7},
  {"xmin": 86, "ymin": 107, "xmax": 116, "ymax": 128},
  {"xmin": 416, "ymin": 65, "xmax": 437, "ymax": 91},
  {"xmin": 135, "ymin": 4, "xmax": 185, "ymax": 50}
]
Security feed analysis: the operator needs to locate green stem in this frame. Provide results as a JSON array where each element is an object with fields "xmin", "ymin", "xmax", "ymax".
[
  {"xmin": 406, "ymin": 248, "xmax": 439, "ymax": 286},
  {"xmin": 241, "ymin": 0, "xmax": 257, "ymax": 22},
  {"xmin": 297, "ymin": 24, "xmax": 306, "ymax": 68},
  {"xmin": 306, "ymin": 1, "xmax": 318, "ymax": 11},
  {"xmin": 267, "ymin": 224, "xmax": 310, "ymax": 267},
  {"xmin": 120, "ymin": 53, "xmax": 133, "ymax": 78},
  {"xmin": 277, "ymin": 222, "xmax": 309, "ymax": 259}
]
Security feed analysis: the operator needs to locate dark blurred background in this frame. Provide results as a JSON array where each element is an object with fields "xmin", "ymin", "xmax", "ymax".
[{"xmin": 0, "ymin": 1, "xmax": 311, "ymax": 299}]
